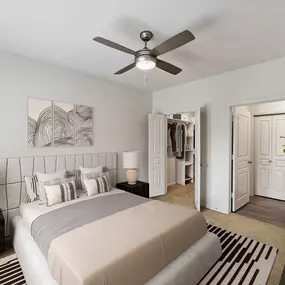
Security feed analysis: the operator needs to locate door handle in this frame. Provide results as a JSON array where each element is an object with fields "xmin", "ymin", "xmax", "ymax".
[
  {"xmin": 269, "ymin": 160, "xmax": 272, "ymax": 163},
  {"xmin": 248, "ymin": 161, "xmax": 252, "ymax": 164}
]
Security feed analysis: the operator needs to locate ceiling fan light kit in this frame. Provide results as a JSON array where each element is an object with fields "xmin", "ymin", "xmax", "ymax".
[
  {"xmin": 135, "ymin": 54, "xmax": 156, "ymax": 71},
  {"xmin": 93, "ymin": 29, "xmax": 195, "ymax": 75}
]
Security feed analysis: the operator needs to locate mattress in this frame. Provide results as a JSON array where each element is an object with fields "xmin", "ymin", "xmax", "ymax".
[
  {"xmin": 13, "ymin": 215, "xmax": 222, "ymax": 285},
  {"xmin": 20, "ymin": 190, "xmax": 208, "ymax": 285},
  {"xmin": 19, "ymin": 188, "xmax": 124, "ymax": 230}
]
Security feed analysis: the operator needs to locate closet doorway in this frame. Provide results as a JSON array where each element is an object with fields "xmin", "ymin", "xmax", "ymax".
[
  {"xmin": 148, "ymin": 109, "xmax": 202, "ymax": 211},
  {"xmin": 231, "ymin": 101, "xmax": 285, "ymax": 228},
  {"xmin": 167, "ymin": 113, "xmax": 195, "ymax": 204}
]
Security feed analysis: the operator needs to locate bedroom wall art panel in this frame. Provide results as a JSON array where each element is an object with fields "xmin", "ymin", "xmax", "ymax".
[
  {"xmin": 54, "ymin": 101, "xmax": 74, "ymax": 147},
  {"xmin": 75, "ymin": 105, "xmax": 93, "ymax": 147},
  {"xmin": 28, "ymin": 98, "xmax": 52, "ymax": 148}
]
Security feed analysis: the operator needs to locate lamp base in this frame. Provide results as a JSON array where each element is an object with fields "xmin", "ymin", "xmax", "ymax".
[{"xmin": 126, "ymin": 169, "xmax": 138, "ymax": 185}]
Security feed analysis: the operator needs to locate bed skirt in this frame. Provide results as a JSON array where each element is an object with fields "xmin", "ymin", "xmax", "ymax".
[{"xmin": 12, "ymin": 215, "xmax": 221, "ymax": 285}]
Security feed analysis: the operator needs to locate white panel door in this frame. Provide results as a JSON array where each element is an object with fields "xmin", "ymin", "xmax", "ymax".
[
  {"xmin": 254, "ymin": 117, "xmax": 272, "ymax": 197},
  {"xmin": 148, "ymin": 113, "xmax": 167, "ymax": 197},
  {"xmin": 232, "ymin": 109, "xmax": 251, "ymax": 211},
  {"xmin": 270, "ymin": 115, "xmax": 285, "ymax": 200},
  {"xmin": 195, "ymin": 108, "xmax": 201, "ymax": 211}
]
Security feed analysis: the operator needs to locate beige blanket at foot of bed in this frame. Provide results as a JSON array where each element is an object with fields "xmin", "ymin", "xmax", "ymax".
[{"xmin": 48, "ymin": 200, "xmax": 207, "ymax": 285}]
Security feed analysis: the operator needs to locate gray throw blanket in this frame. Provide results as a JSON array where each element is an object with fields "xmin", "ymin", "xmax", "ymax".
[{"xmin": 31, "ymin": 192, "xmax": 148, "ymax": 258}]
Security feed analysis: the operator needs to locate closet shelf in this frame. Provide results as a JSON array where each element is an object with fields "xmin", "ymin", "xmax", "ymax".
[
  {"xmin": 185, "ymin": 161, "xmax": 193, "ymax": 166},
  {"xmin": 185, "ymin": 177, "xmax": 193, "ymax": 181},
  {"xmin": 168, "ymin": 118, "xmax": 192, "ymax": 124}
]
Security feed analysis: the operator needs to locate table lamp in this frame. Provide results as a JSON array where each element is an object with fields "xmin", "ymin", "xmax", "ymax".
[{"xmin": 123, "ymin": 151, "xmax": 140, "ymax": 185}]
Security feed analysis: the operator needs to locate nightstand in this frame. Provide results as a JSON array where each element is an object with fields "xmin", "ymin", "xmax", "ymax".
[
  {"xmin": 0, "ymin": 209, "xmax": 5, "ymax": 253},
  {"xmin": 116, "ymin": 181, "xmax": 149, "ymax": 198}
]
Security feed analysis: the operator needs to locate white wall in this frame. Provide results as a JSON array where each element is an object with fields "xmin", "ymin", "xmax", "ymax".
[
  {"xmin": 153, "ymin": 56, "xmax": 285, "ymax": 213},
  {"xmin": 167, "ymin": 157, "xmax": 176, "ymax": 186},
  {"xmin": 250, "ymin": 101, "xmax": 285, "ymax": 115},
  {"xmin": 0, "ymin": 51, "xmax": 152, "ymax": 182}
]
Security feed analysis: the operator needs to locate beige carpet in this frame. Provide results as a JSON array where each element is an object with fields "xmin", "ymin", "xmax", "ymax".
[{"xmin": 155, "ymin": 183, "xmax": 285, "ymax": 285}]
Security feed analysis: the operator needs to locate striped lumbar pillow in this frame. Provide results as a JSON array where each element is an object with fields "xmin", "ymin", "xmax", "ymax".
[
  {"xmin": 83, "ymin": 175, "xmax": 111, "ymax": 196},
  {"xmin": 44, "ymin": 181, "xmax": 77, "ymax": 206},
  {"xmin": 39, "ymin": 177, "xmax": 76, "ymax": 204}
]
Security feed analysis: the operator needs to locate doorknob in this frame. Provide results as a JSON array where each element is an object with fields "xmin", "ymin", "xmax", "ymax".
[
  {"xmin": 269, "ymin": 160, "xmax": 272, "ymax": 163},
  {"xmin": 248, "ymin": 161, "xmax": 252, "ymax": 164}
]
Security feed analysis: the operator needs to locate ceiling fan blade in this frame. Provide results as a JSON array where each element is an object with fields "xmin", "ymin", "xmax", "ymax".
[
  {"xmin": 93, "ymin": 37, "xmax": 136, "ymax": 56},
  {"xmin": 151, "ymin": 30, "xmax": 195, "ymax": 56},
  {"xmin": 156, "ymin": 59, "xmax": 182, "ymax": 75},
  {"xmin": 114, "ymin": 63, "xmax": 136, "ymax": 75}
]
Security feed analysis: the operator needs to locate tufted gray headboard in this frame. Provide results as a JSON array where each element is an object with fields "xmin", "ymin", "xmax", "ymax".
[{"xmin": 0, "ymin": 152, "xmax": 117, "ymax": 238}]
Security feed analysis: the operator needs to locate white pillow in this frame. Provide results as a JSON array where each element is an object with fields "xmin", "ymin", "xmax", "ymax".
[
  {"xmin": 79, "ymin": 166, "xmax": 103, "ymax": 175},
  {"xmin": 83, "ymin": 175, "xmax": 111, "ymax": 196},
  {"xmin": 36, "ymin": 170, "xmax": 66, "ymax": 202},
  {"xmin": 44, "ymin": 181, "xmax": 77, "ymax": 206},
  {"xmin": 37, "ymin": 170, "xmax": 66, "ymax": 182}
]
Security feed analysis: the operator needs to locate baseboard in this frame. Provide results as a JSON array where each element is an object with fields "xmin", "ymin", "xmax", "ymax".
[{"xmin": 167, "ymin": 182, "xmax": 176, "ymax": 187}]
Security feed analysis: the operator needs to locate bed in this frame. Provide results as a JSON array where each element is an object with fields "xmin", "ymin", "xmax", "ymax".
[{"xmin": 6, "ymin": 152, "xmax": 222, "ymax": 285}]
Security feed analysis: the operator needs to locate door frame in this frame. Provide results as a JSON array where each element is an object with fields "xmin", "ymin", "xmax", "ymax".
[
  {"xmin": 228, "ymin": 97, "xmax": 285, "ymax": 212},
  {"xmin": 163, "ymin": 108, "xmax": 200, "ymax": 208}
]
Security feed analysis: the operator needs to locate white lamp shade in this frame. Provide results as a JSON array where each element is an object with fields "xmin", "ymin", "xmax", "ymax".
[{"xmin": 123, "ymin": 151, "xmax": 140, "ymax": 169}]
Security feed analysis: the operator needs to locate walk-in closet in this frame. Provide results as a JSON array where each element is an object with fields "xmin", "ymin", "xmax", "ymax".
[{"xmin": 167, "ymin": 112, "xmax": 195, "ymax": 189}]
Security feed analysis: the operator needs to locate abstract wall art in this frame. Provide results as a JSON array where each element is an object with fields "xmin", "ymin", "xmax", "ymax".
[
  {"xmin": 75, "ymin": 105, "xmax": 93, "ymax": 147},
  {"xmin": 28, "ymin": 98, "xmax": 93, "ymax": 148},
  {"xmin": 28, "ymin": 98, "xmax": 52, "ymax": 147},
  {"xmin": 54, "ymin": 101, "xmax": 74, "ymax": 147}
]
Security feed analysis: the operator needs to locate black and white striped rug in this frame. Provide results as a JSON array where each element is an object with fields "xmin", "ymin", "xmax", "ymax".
[
  {"xmin": 0, "ymin": 257, "xmax": 26, "ymax": 285},
  {"xmin": 0, "ymin": 225, "xmax": 278, "ymax": 285},
  {"xmin": 199, "ymin": 224, "xmax": 278, "ymax": 285}
]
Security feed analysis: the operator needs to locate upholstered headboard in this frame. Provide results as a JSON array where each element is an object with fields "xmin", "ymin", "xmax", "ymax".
[{"xmin": 0, "ymin": 152, "xmax": 117, "ymax": 238}]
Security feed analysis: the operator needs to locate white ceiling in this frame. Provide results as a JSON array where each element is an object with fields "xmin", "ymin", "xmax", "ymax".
[{"xmin": 1, "ymin": 0, "xmax": 285, "ymax": 91}]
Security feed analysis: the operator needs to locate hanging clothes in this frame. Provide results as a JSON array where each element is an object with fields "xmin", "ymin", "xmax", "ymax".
[
  {"xmin": 176, "ymin": 124, "xmax": 182, "ymax": 157},
  {"xmin": 167, "ymin": 123, "xmax": 173, "ymax": 157},
  {"xmin": 176, "ymin": 124, "xmax": 186, "ymax": 159},
  {"xmin": 171, "ymin": 123, "xmax": 176, "ymax": 152}
]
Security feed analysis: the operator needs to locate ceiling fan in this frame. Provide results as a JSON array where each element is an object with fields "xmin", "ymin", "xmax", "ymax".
[{"xmin": 93, "ymin": 30, "xmax": 195, "ymax": 75}]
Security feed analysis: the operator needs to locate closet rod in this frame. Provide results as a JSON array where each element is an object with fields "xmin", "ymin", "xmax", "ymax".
[
  {"xmin": 254, "ymin": 113, "xmax": 285, "ymax": 117},
  {"xmin": 167, "ymin": 118, "xmax": 190, "ymax": 124}
]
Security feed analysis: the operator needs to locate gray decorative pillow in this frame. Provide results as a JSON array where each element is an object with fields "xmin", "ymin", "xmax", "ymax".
[
  {"xmin": 83, "ymin": 175, "xmax": 112, "ymax": 196},
  {"xmin": 80, "ymin": 172, "xmax": 110, "ymax": 191},
  {"xmin": 24, "ymin": 175, "xmax": 39, "ymax": 203},
  {"xmin": 66, "ymin": 170, "xmax": 83, "ymax": 189},
  {"xmin": 39, "ymin": 177, "xmax": 77, "ymax": 204},
  {"xmin": 44, "ymin": 181, "xmax": 77, "ymax": 206}
]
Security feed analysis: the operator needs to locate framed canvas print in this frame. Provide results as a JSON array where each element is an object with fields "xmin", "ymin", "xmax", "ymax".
[
  {"xmin": 75, "ymin": 105, "xmax": 93, "ymax": 147},
  {"xmin": 28, "ymin": 98, "xmax": 52, "ymax": 147},
  {"xmin": 54, "ymin": 101, "xmax": 74, "ymax": 147}
]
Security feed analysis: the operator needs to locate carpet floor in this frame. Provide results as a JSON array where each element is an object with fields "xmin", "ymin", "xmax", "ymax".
[{"xmin": 0, "ymin": 224, "xmax": 278, "ymax": 285}]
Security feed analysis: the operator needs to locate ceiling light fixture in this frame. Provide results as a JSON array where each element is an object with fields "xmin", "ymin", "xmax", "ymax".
[{"xmin": 135, "ymin": 55, "xmax": 156, "ymax": 71}]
